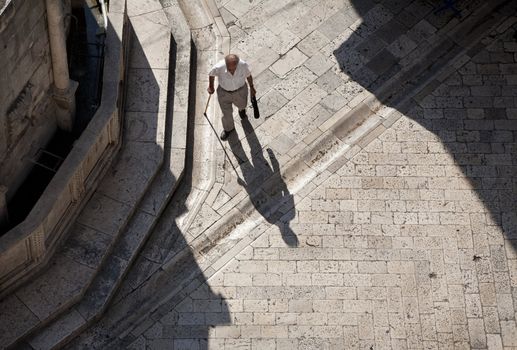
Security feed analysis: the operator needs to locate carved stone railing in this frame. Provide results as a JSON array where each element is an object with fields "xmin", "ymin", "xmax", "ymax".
[{"xmin": 0, "ymin": 0, "xmax": 130, "ymax": 298}]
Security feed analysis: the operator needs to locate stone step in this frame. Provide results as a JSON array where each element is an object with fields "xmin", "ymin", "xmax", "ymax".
[
  {"xmin": 17, "ymin": 1, "xmax": 193, "ymax": 350},
  {"xmin": 0, "ymin": 0, "xmax": 190, "ymax": 349},
  {"xmin": 63, "ymin": 0, "xmax": 228, "ymax": 347}
]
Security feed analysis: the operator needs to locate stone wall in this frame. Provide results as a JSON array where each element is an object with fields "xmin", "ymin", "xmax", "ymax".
[
  {"xmin": 0, "ymin": 0, "xmax": 56, "ymax": 202},
  {"xmin": 0, "ymin": 0, "xmax": 129, "ymax": 297}
]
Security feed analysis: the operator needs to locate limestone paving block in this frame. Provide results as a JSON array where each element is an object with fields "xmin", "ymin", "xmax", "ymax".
[
  {"xmin": 270, "ymin": 47, "xmax": 308, "ymax": 77},
  {"xmin": 125, "ymin": 68, "xmax": 169, "ymax": 114},
  {"xmin": 28, "ymin": 308, "xmax": 86, "ymax": 350},
  {"xmin": 169, "ymin": 148, "xmax": 187, "ymax": 180},
  {"xmin": 0, "ymin": 294, "xmax": 39, "ymax": 347},
  {"xmin": 137, "ymin": 163, "xmax": 180, "ymax": 216},
  {"xmin": 74, "ymin": 254, "xmax": 128, "ymax": 321},
  {"xmin": 59, "ymin": 223, "xmax": 112, "ymax": 269},
  {"xmin": 76, "ymin": 192, "xmax": 132, "ymax": 237},
  {"xmin": 253, "ymin": 69, "xmax": 281, "ymax": 99},
  {"xmin": 112, "ymin": 210, "xmax": 156, "ymax": 262},
  {"xmin": 129, "ymin": 10, "xmax": 170, "ymax": 69},
  {"xmin": 245, "ymin": 46, "xmax": 280, "ymax": 77},
  {"xmin": 276, "ymin": 83, "xmax": 328, "ymax": 125},
  {"xmin": 124, "ymin": 111, "xmax": 166, "ymax": 145},
  {"xmin": 224, "ymin": 0, "xmax": 254, "ymax": 19},
  {"xmin": 191, "ymin": 25, "xmax": 217, "ymax": 51},
  {"xmin": 188, "ymin": 204, "xmax": 222, "ymax": 238},
  {"xmin": 387, "ymin": 34, "xmax": 418, "ymax": 58},
  {"xmin": 162, "ymin": 6, "xmax": 190, "ymax": 47},
  {"xmin": 320, "ymin": 92, "xmax": 348, "ymax": 113},
  {"xmin": 256, "ymin": 89, "xmax": 289, "ymax": 120},
  {"xmin": 297, "ymin": 30, "xmax": 330, "ymax": 57},
  {"xmin": 15, "ymin": 254, "xmax": 93, "ymax": 321},
  {"xmin": 96, "ymin": 142, "xmax": 163, "ymax": 206},
  {"xmin": 315, "ymin": 69, "xmax": 345, "ymax": 93},
  {"xmin": 127, "ymin": 0, "xmax": 162, "ymax": 17},
  {"xmin": 171, "ymin": 55, "xmax": 191, "ymax": 104},
  {"xmin": 304, "ymin": 52, "xmax": 335, "ymax": 76}
]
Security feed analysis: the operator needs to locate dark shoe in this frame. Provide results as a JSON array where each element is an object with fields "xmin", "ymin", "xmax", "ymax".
[
  {"xmin": 239, "ymin": 109, "xmax": 248, "ymax": 119},
  {"xmin": 220, "ymin": 129, "xmax": 233, "ymax": 141}
]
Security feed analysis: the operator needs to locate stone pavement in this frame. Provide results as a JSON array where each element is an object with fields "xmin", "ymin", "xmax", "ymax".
[
  {"xmin": 189, "ymin": 0, "xmax": 513, "ymax": 241},
  {"xmin": 70, "ymin": 0, "xmax": 517, "ymax": 349}
]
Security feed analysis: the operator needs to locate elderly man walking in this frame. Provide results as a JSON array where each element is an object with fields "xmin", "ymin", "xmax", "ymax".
[{"xmin": 208, "ymin": 54, "xmax": 256, "ymax": 141}]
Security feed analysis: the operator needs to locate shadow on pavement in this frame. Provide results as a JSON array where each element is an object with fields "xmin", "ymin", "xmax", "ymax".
[
  {"xmin": 333, "ymin": 0, "xmax": 517, "ymax": 248},
  {"xmin": 228, "ymin": 117, "xmax": 298, "ymax": 247},
  {"xmin": 69, "ymin": 23, "xmax": 232, "ymax": 350}
]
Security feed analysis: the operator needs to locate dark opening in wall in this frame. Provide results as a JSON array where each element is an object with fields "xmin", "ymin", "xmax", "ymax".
[
  {"xmin": 1, "ymin": 129, "xmax": 75, "ymax": 234},
  {"xmin": 68, "ymin": 0, "xmax": 106, "ymax": 136}
]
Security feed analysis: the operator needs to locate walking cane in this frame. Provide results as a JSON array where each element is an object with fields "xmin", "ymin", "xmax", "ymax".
[{"xmin": 203, "ymin": 94, "xmax": 245, "ymax": 184}]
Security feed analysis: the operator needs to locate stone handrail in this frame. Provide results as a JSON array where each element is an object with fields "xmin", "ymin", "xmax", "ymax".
[{"xmin": 0, "ymin": 0, "xmax": 129, "ymax": 298}]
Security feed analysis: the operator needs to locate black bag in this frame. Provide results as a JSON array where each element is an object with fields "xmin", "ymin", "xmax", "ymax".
[{"xmin": 251, "ymin": 95, "xmax": 260, "ymax": 119}]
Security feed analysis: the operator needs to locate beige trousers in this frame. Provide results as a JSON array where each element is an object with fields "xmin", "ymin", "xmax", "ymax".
[{"xmin": 217, "ymin": 84, "xmax": 248, "ymax": 131}]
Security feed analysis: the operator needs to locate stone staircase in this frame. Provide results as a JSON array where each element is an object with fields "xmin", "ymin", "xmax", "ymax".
[{"xmin": 0, "ymin": 1, "xmax": 191, "ymax": 349}]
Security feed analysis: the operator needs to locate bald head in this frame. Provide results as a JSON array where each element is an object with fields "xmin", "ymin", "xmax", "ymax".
[
  {"xmin": 225, "ymin": 54, "xmax": 240, "ymax": 74},
  {"xmin": 225, "ymin": 54, "xmax": 240, "ymax": 64}
]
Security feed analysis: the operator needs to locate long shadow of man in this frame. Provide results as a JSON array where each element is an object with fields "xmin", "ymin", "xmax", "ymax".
[{"xmin": 228, "ymin": 118, "xmax": 298, "ymax": 247}]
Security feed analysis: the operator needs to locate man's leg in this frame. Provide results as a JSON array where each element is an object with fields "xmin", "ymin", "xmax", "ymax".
[
  {"xmin": 234, "ymin": 84, "xmax": 249, "ymax": 119},
  {"xmin": 217, "ymin": 86, "xmax": 235, "ymax": 132}
]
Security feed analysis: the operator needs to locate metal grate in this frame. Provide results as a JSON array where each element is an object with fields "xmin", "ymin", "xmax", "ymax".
[{"xmin": 30, "ymin": 149, "xmax": 65, "ymax": 173}]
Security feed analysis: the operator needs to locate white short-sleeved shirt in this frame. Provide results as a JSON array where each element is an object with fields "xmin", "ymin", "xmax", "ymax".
[{"xmin": 209, "ymin": 59, "xmax": 251, "ymax": 91}]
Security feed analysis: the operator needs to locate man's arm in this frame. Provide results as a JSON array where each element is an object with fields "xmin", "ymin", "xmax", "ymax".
[
  {"xmin": 208, "ymin": 76, "xmax": 215, "ymax": 94},
  {"xmin": 246, "ymin": 75, "xmax": 256, "ymax": 97}
]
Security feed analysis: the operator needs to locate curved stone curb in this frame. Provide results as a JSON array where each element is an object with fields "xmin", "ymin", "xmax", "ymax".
[{"xmin": 172, "ymin": 0, "xmax": 230, "ymax": 237}]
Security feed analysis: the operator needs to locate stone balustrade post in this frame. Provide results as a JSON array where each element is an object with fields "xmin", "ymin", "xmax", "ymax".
[
  {"xmin": 0, "ymin": 186, "xmax": 8, "ymax": 228},
  {"xmin": 45, "ymin": 0, "xmax": 78, "ymax": 131}
]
